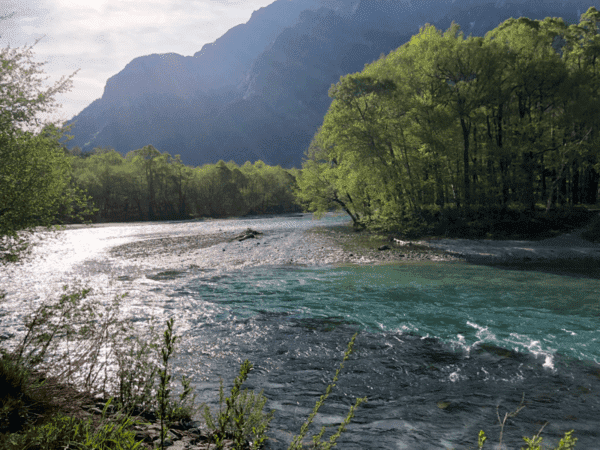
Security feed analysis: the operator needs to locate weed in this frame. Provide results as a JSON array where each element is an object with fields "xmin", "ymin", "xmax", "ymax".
[
  {"xmin": 203, "ymin": 359, "xmax": 274, "ymax": 449},
  {"xmin": 0, "ymin": 399, "xmax": 142, "ymax": 450},
  {"xmin": 0, "ymin": 288, "xmax": 199, "ymax": 450},
  {"xmin": 475, "ymin": 394, "xmax": 578, "ymax": 450},
  {"xmin": 288, "ymin": 332, "xmax": 367, "ymax": 450},
  {"xmin": 156, "ymin": 318, "xmax": 196, "ymax": 449}
]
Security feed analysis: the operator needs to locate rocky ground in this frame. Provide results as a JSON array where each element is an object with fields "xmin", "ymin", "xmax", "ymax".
[
  {"xmin": 305, "ymin": 225, "xmax": 460, "ymax": 265},
  {"xmin": 106, "ymin": 222, "xmax": 460, "ymax": 275},
  {"xmin": 75, "ymin": 398, "xmax": 239, "ymax": 450},
  {"xmin": 310, "ymin": 221, "xmax": 600, "ymax": 277}
]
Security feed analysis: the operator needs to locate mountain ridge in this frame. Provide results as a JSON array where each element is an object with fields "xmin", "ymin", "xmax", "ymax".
[{"xmin": 65, "ymin": 0, "xmax": 594, "ymax": 167}]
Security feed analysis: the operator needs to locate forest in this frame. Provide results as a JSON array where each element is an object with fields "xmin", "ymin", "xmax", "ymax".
[
  {"xmin": 68, "ymin": 146, "xmax": 301, "ymax": 222},
  {"xmin": 296, "ymin": 8, "xmax": 600, "ymax": 234},
  {"xmin": 3, "ymin": 8, "xmax": 600, "ymax": 238}
]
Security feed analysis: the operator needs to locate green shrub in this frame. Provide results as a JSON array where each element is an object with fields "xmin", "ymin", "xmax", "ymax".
[
  {"xmin": 156, "ymin": 318, "xmax": 196, "ymax": 449},
  {"xmin": 0, "ymin": 402, "xmax": 142, "ymax": 450},
  {"xmin": 474, "ymin": 395, "xmax": 578, "ymax": 450},
  {"xmin": 0, "ymin": 289, "xmax": 198, "ymax": 450},
  {"xmin": 203, "ymin": 359, "xmax": 274, "ymax": 449}
]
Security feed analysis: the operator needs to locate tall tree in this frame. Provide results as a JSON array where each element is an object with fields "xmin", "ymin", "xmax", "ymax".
[{"xmin": 0, "ymin": 41, "xmax": 86, "ymax": 237}]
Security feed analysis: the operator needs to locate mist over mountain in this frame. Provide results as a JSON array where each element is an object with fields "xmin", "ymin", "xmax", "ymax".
[{"xmin": 65, "ymin": 0, "xmax": 593, "ymax": 168}]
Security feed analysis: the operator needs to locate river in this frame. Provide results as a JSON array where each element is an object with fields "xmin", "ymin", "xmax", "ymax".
[{"xmin": 1, "ymin": 214, "xmax": 599, "ymax": 449}]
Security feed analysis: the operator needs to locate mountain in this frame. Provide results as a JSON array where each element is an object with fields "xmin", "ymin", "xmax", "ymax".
[{"xmin": 65, "ymin": 0, "xmax": 594, "ymax": 168}]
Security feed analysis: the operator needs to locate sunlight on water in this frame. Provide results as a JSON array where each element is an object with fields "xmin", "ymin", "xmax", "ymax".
[
  {"xmin": 2, "ymin": 215, "xmax": 600, "ymax": 449},
  {"xmin": 183, "ymin": 262, "xmax": 600, "ymax": 368}
]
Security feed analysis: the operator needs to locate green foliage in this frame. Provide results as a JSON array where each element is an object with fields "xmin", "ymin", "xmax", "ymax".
[
  {"xmin": 157, "ymin": 318, "xmax": 176, "ymax": 449},
  {"xmin": 69, "ymin": 150, "xmax": 301, "ymax": 222},
  {"xmin": 288, "ymin": 333, "xmax": 367, "ymax": 450},
  {"xmin": 297, "ymin": 8, "xmax": 600, "ymax": 231},
  {"xmin": 0, "ymin": 290, "xmax": 203, "ymax": 450},
  {"xmin": 2, "ymin": 286, "xmax": 195, "ymax": 419},
  {"xmin": 1, "ymin": 351, "xmax": 142, "ymax": 450},
  {"xmin": 0, "ymin": 407, "xmax": 142, "ymax": 450},
  {"xmin": 0, "ymin": 41, "xmax": 91, "ymax": 239},
  {"xmin": 155, "ymin": 318, "xmax": 195, "ymax": 449},
  {"xmin": 0, "ymin": 353, "xmax": 49, "ymax": 434},
  {"xmin": 475, "ymin": 429, "xmax": 577, "ymax": 450},
  {"xmin": 203, "ymin": 359, "xmax": 274, "ymax": 449}
]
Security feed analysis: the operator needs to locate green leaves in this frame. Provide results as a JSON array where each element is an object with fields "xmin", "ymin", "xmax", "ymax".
[
  {"xmin": 68, "ymin": 148, "xmax": 301, "ymax": 222},
  {"xmin": 0, "ymin": 43, "xmax": 89, "ymax": 240},
  {"xmin": 288, "ymin": 333, "xmax": 366, "ymax": 450},
  {"xmin": 298, "ymin": 8, "xmax": 600, "ymax": 230},
  {"xmin": 202, "ymin": 359, "xmax": 275, "ymax": 449}
]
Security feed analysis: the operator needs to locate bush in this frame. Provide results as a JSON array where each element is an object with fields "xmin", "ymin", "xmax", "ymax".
[
  {"xmin": 0, "ymin": 288, "xmax": 199, "ymax": 449},
  {"xmin": 203, "ymin": 359, "xmax": 275, "ymax": 449},
  {"xmin": 0, "ymin": 404, "xmax": 142, "ymax": 450}
]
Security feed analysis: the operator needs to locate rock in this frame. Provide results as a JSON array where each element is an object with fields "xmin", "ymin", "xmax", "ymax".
[
  {"xmin": 167, "ymin": 441, "xmax": 187, "ymax": 450},
  {"xmin": 378, "ymin": 245, "xmax": 391, "ymax": 251},
  {"xmin": 176, "ymin": 419, "xmax": 203, "ymax": 431},
  {"xmin": 153, "ymin": 437, "xmax": 174, "ymax": 447}
]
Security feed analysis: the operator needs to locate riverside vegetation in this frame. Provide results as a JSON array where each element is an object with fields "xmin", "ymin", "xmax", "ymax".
[
  {"xmin": 0, "ymin": 286, "xmax": 367, "ymax": 449},
  {"xmin": 0, "ymin": 11, "xmax": 595, "ymax": 450},
  {"xmin": 296, "ymin": 8, "xmax": 600, "ymax": 234},
  {"xmin": 0, "ymin": 287, "xmax": 580, "ymax": 449}
]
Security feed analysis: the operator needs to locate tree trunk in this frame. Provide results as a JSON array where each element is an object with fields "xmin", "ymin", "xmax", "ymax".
[{"xmin": 460, "ymin": 116, "xmax": 471, "ymax": 207}]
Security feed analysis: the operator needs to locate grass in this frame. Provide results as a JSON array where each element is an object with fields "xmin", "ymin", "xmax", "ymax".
[
  {"xmin": 472, "ymin": 394, "xmax": 578, "ymax": 450},
  {"xmin": 0, "ymin": 286, "xmax": 199, "ymax": 449},
  {"xmin": 202, "ymin": 359, "xmax": 274, "ymax": 449}
]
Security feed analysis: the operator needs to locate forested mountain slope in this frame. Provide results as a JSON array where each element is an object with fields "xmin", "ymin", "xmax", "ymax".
[{"xmin": 65, "ymin": 0, "xmax": 594, "ymax": 167}]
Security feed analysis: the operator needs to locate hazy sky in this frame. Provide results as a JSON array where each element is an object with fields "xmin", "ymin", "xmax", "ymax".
[{"xmin": 0, "ymin": 0, "xmax": 274, "ymax": 123}]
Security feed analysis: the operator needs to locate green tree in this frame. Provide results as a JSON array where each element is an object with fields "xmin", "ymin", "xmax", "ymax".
[
  {"xmin": 297, "ymin": 10, "xmax": 600, "ymax": 232},
  {"xmin": 126, "ymin": 145, "xmax": 162, "ymax": 220},
  {"xmin": 0, "ymin": 41, "xmax": 86, "ymax": 237}
]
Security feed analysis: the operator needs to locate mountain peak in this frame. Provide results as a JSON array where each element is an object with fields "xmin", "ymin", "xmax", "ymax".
[{"xmin": 67, "ymin": 0, "xmax": 593, "ymax": 167}]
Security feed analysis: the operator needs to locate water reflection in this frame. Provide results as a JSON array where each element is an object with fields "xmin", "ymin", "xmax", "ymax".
[{"xmin": 1, "ymin": 215, "xmax": 599, "ymax": 449}]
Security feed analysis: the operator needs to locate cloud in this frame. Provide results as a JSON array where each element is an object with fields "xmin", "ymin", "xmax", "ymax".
[{"xmin": 1, "ymin": 0, "xmax": 274, "ymax": 121}]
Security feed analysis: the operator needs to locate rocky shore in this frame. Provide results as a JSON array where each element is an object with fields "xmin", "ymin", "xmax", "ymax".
[
  {"xmin": 305, "ymin": 225, "xmax": 460, "ymax": 265},
  {"xmin": 309, "ymin": 221, "xmax": 600, "ymax": 277},
  {"xmin": 106, "ymin": 218, "xmax": 600, "ymax": 278}
]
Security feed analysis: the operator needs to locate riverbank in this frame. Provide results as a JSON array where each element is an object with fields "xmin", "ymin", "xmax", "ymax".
[{"xmin": 309, "ymin": 218, "xmax": 600, "ymax": 278}]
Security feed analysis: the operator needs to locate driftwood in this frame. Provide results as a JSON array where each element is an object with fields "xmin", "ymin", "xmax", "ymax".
[
  {"xmin": 232, "ymin": 228, "xmax": 263, "ymax": 242},
  {"xmin": 393, "ymin": 238, "xmax": 413, "ymax": 247}
]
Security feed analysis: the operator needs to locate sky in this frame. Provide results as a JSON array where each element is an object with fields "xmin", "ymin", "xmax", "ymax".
[{"xmin": 0, "ymin": 0, "xmax": 275, "ymax": 124}]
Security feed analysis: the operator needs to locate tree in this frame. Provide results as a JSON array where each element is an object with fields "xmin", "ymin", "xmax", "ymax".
[
  {"xmin": 297, "ymin": 11, "xmax": 600, "ymax": 232},
  {"xmin": 0, "ymin": 40, "xmax": 85, "ymax": 237}
]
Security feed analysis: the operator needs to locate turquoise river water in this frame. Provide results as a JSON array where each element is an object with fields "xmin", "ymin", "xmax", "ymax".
[{"xmin": 1, "ymin": 214, "xmax": 599, "ymax": 449}]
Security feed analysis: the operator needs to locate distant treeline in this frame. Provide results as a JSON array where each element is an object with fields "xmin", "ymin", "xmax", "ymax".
[
  {"xmin": 68, "ymin": 145, "xmax": 301, "ymax": 222},
  {"xmin": 296, "ymin": 9, "xmax": 600, "ymax": 230}
]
